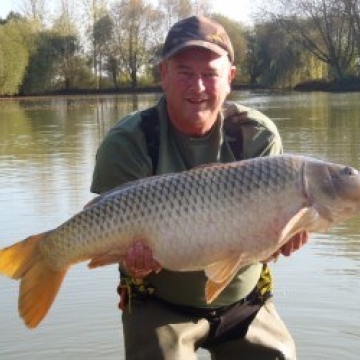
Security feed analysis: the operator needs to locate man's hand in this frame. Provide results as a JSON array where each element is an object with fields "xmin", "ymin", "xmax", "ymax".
[
  {"xmin": 265, "ymin": 231, "xmax": 309, "ymax": 262},
  {"xmin": 122, "ymin": 240, "xmax": 162, "ymax": 278}
]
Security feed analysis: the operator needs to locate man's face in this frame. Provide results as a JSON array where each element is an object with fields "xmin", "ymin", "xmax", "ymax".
[{"xmin": 159, "ymin": 47, "xmax": 236, "ymax": 137}]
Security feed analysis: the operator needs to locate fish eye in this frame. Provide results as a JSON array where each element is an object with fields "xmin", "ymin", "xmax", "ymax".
[{"xmin": 341, "ymin": 166, "xmax": 358, "ymax": 176}]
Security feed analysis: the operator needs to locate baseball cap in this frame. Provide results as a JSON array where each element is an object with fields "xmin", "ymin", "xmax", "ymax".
[{"xmin": 161, "ymin": 16, "xmax": 234, "ymax": 63}]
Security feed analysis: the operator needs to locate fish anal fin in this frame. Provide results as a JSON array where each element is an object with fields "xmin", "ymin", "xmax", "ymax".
[
  {"xmin": 205, "ymin": 255, "xmax": 245, "ymax": 303},
  {"xmin": 88, "ymin": 248, "xmax": 124, "ymax": 269},
  {"xmin": 0, "ymin": 232, "xmax": 68, "ymax": 329}
]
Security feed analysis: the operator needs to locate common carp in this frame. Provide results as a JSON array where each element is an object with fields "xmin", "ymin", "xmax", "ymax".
[{"xmin": 1, "ymin": 154, "xmax": 360, "ymax": 328}]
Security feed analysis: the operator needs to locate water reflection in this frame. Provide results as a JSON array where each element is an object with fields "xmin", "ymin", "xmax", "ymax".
[
  {"xmin": 238, "ymin": 92, "xmax": 360, "ymax": 167},
  {"xmin": 0, "ymin": 91, "xmax": 359, "ymax": 359}
]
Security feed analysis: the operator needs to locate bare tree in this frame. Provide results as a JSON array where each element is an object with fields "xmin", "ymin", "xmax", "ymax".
[
  {"xmin": 19, "ymin": 0, "xmax": 48, "ymax": 28},
  {"xmin": 342, "ymin": 0, "xmax": 360, "ymax": 62},
  {"xmin": 157, "ymin": 0, "xmax": 213, "ymax": 33},
  {"xmin": 157, "ymin": 0, "xmax": 192, "ymax": 30},
  {"xmin": 261, "ymin": 0, "xmax": 356, "ymax": 79},
  {"xmin": 191, "ymin": 0, "xmax": 213, "ymax": 16}
]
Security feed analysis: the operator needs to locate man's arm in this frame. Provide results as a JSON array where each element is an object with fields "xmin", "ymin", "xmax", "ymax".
[
  {"xmin": 91, "ymin": 117, "xmax": 152, "ymax": 194},
  {"xmin": 266, "ymin": 231, "xmax": 309, "ymax": 262}
]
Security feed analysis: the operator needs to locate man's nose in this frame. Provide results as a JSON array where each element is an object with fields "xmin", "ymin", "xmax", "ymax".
[{"xmin": 189, "ymin": 74, "xmax": 206, "ymax": 91}]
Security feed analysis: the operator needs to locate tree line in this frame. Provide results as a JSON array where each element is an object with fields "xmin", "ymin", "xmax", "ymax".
[{"xmin": 1, "ymin": 0, "xmax": 360, "ymax": 96}]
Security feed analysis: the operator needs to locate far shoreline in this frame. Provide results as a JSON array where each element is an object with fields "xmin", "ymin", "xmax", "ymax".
[{"xmin": 1, "ymin": 78, "xmax": 360, "ymax": 99}]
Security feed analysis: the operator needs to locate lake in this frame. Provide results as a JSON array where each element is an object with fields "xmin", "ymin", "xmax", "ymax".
[{"xmin": 0, "ymin": 91, "xmax": 359, "ymax": 359}]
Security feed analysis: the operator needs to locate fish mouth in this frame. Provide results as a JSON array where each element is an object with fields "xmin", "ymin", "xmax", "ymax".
[
  {"xmin": 330, "ymin": 166, "xmax": 360, "ymax": 223},
  {"xmin": 328, "ymin": 165, "xmax": 360, "ymax": 201}
]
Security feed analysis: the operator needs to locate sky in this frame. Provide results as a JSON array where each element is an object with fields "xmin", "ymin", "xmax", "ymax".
[
  {"xmin": 0, "ymin": 0, "xmax": 253, "ymax": 24},
  {"xmin": 0, "ymin": 0, "xmax": 13, "ymax": 19},
  {"xmin": 212, "ymin": 0, "xmax": 252, "ymax": 24}
]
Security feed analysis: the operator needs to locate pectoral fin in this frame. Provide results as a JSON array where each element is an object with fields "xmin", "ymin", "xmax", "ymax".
[
  {"xmin": 204, "ymin": 255, "xmax": 245, "ymax": 304},
  {"xmin": 88, "ymin": 248, "xmax": 125, "ymax": 269},
  {"xmin": 279, "ymin": 207, "xmax": 320, "ymax": 244}
]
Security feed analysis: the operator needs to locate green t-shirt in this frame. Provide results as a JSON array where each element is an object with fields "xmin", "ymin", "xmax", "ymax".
[{"xmin": 91, "ymin": 96, "xmax": 283, "ymax": 308}]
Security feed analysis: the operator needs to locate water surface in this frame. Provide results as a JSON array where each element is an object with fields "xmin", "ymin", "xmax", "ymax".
[{"xmin": 0, "ymin": 91, "xmax": 359, "ymax": 359}]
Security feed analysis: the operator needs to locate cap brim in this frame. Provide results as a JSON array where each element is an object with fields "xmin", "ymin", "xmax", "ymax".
[{"xmin": 162, "ymin": 40, "xmax": 228, "ymax": 60}]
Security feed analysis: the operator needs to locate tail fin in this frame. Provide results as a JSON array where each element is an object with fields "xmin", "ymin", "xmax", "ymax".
[{"xmin": 0, "ymin": 233, "xmax": 68, "ymax": 328}]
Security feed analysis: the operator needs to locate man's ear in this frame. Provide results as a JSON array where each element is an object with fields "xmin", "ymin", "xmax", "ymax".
[{"xmin": 229, "ymin": 65, "xmax": 237, "ymax": 83}]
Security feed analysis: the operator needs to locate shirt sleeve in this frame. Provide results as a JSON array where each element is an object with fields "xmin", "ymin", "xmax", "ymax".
[
  {"xmin": 241, "ymin": 116, "xmax": 283, "ymax": 158},
  {"xmin": 223, "ymin": 102, "xmax": 283, "ymax": 159},
  {"xmin": 90, "ymin": 114, "xmax": 152, "ymax": 194}
]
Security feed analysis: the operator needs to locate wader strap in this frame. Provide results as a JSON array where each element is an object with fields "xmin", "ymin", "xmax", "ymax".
[
  {"xmin": 139, "ymin": 107, "xmax": 160, "ymax": 175},
  {"xmin": 223, "ymin": 118, "xmax": 244, "ymax": 160}
]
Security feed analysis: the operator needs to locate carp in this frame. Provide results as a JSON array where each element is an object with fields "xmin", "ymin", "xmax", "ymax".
[{"xmin": 1, "ymin": 154, "xmax": 360, "ymax": 328}]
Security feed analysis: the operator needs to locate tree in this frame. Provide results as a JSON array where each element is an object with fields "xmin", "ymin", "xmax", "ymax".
[
  {"xmin": 156, "ymin": 0, "xmax": 213, "ymax": 34},
  {"xmin": 19, "ymin": 0, "xmax": 48, "ymax": 29},
  {"xmin": 342, "ymin": 0, "xmax": 360, "ymax": 65},
  {"xmin": 261, "ymin": 0, "xmax": 356, "ymax": 79},
  {"xmin": 51, "ymin": 0, "xmax": 84, "ymax": 89},
  {"xmin": 211, "ymin": 14, "xmax": 247, "ymax": 82},
  {"xmin": 82, "ymin": 0, "xmax": 110, "ymax": 88},
  {"xmin": 243, "ymin": 27, "xmax": 272, "ymax": 85},
  {"xmin": 190, "ymin": 0, "xmax": 213, "ymax": 16},
  {"xmin": 92, "ymin": 14, "xmax": 113, "ymax": 87},
  {"xmin": 157, "ymin": 0, "xmax": 192, "ymax": 30},
  {"xmin": 0, "ymin": 11, "xmax": 23, "ymax": 24},
  {"xmin": 242, "ymin": 20, "xmax": 323, "ymax": 87},
  {"xmin": 109, "ymin": 0, "xmax": 162, "ymax": 88},
  {"xmin": 20, "ymin": 32, "xmax": 58, "ymax": 94},
  {"xmin": 0, "ymin": 17, "xmax": 30, "ymax": 95}
]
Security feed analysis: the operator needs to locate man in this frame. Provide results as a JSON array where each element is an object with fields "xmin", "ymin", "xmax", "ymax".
[{"xmin": 91, "ymin": 16, "xmax": 308, "ymax": 360}]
